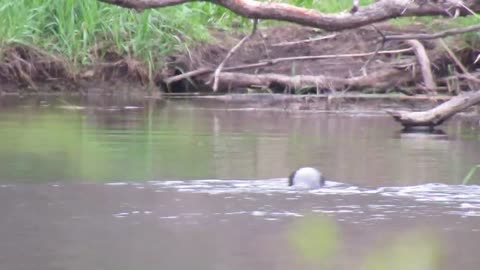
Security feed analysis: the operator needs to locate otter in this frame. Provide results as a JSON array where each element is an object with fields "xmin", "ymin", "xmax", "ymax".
[{"xmin": 288, "ymin": 167, "xmax": 325, "ymax": 189}]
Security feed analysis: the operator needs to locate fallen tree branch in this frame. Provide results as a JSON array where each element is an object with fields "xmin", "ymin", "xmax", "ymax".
[
  {"xmin": 386, "ymin": 91, "xmax": 480, "ymax": 128},
  {"xmin": 210, "ymin": 66, "xmax": 416, "ymax": 91},
  {"xmin": 213, "ymin": 19, "xmax": 258, "ymax": 92},
  {"xmin": 164, "ymin": 48, "xmax": 413, "ymax": 85},
  {"xmin": 98, "ymin": 0, "xmax": 480, "ymax": 31},
  {"xmin": 439, "ymin": 39, "xmax": 470, "ymax": 75},
  {"xmin": 406, "ymin": 39, "xmax": 436, "ymax": 91},
  {"xmin": 164, "ymin": 62, "xmax": 272, "ymax": 85},
  {"xmin": 439, "ymin": 38, "xmax": 478, "ymax": 90}
]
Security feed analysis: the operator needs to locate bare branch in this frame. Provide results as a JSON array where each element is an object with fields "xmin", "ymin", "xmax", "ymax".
[
  {"xmin": 271, "ymin": 34, "xmax": 337, "ymax": 47},
  {"xmin": 439, "ymin": 39, "xmax": 478, "ymax": 90},
  {"xmin": 213, "ymin": 19, "xmax": 258, "ymax": 92},
  {"xmin": 97, "ymin": 0, "xmax": 189, "ymax": 11},
  {"xmin": 361, "ymin": 25, "xmax": 387, "ymax": 76},
  {"xmin": 164, "ymin": 62, "xmax": 273, "ymax": 85},
  {"xmin": 98, "ymin": 0, "xmax": 480, "ymax": 31},
  {"xmin": 259, "ymin": 48, "xmax": 413, "ymax": 64},
  {"xmin": 164, "ymin": 48, "xmax": 413, "ymax": 85}
]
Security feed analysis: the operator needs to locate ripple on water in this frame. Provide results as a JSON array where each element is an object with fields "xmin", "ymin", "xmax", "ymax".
[{"xmin": 104, "ymin": 179, "xmax": 480, "ymax": 221}]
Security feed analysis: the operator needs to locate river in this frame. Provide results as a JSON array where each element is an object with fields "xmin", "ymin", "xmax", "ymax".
[{"xmin": 0, "ymin": 95, "xmax": 479, "ymax": 270}]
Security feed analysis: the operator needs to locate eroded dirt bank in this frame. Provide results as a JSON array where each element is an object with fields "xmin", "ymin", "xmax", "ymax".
[{"xmin": 0, "ymin": 24, "xmax": 478, "ymax": 96}]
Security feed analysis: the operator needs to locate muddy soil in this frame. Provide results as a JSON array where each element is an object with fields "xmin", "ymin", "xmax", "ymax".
[{"xmin": 164, "ymin": 24, "xmax": 410, "ymax": 86}]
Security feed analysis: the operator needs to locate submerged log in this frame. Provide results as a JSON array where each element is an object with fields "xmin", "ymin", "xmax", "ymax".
[{"xmin": 386, "ymin": 91, "xmax": 480, "ymax": 128}]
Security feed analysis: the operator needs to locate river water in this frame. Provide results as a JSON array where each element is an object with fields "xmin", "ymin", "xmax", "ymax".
[{"xmin": 0, "ymin": 96, "xmax": 479, "ymax": 270}]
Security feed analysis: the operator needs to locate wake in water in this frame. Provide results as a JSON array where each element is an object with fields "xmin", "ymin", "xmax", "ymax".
[
  {"xmin": 104, "ymin": 179, "xmax": 480, "ymax": 219},
  {"xmin": 143, "ymin": 179, "xmax": 480, "ymax": 208}
]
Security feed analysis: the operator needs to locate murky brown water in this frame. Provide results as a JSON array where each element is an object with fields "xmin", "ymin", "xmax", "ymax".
[{"xmin": 0, "ymin": 96, "xmax": 479, "ymax": 270}]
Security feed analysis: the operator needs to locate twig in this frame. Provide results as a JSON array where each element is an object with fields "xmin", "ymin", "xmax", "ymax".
[
  {"xmin": 213, "ymin": 19, "xmax": 258, "ymax": 92},
  {"xmin": 441, "ymin": 72, "xmax": 480, "ymax": 84},
  {"xmin": 271, "ymin": 34, "xmax": 337, "ymax": 47},
  {"xmin": 165, "ymin": 62, "xmax": 272, "ymax": 85},
  {"xmin": 260, "ymin": 48, "xmax": 413, "ymax": 63},
  {"xmin": 361, "ymin": 25, "xmax": 386, "ymax": 76},
  {"xmin": 164, "ymin": 68, "xmax": 210, "ymax": 85},
  {"xmin": 384, "ymin": 24, "xmax": 480, "ymax": 41}
]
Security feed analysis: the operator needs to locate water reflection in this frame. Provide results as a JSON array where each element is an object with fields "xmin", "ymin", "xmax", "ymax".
[{"xmin": 0, "ymin": 97, "xmax": 479, "ymax": 185}]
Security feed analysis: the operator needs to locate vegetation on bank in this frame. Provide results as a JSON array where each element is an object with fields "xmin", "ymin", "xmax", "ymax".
[
  {"xmin": 1, "ymin": 0, "xmax": 223, "ymax": 69},
  {"xmin": 0, "ymin": 0, "xmax": 374, "ymax": 71},
  {"xmin": 0, "ymin": 0, "xmax": 478, "ymax": 90}
]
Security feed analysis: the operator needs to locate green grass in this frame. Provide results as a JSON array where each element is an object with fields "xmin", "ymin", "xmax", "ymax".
[
  {"xmin": 0, "ymin": 0, "xmax": 242, "ymax": 69},
  {"xmin": 0, "ymin": 0, "xmax": 373, "ymax": 68},
  {"xmin": 290, "ymin": 0, "xmax": 373, "ymax": 13}
]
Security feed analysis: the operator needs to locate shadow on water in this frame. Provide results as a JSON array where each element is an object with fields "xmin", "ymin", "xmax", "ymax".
[{"xmin": 398, "ymin": 127, "xmax": 449, "ymax": 140}]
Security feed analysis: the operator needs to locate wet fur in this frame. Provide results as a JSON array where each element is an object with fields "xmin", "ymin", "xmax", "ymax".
[
  {"xmin": 289, "ymin": 167, "xmax": 326, "ymax": 187},
  {"xmin": 288, "ymin": 170, "xmax": 297, "ymax": 186}
]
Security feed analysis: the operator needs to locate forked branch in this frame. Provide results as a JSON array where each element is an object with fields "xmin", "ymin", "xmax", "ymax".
[{"xmin": 98, "ymin": 0, "xmax": 480, "ymax": 31}]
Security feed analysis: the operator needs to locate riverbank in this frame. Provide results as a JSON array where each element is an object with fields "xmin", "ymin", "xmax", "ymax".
[{"xmin": 0, "ymin": 1, "xmax": 478, "ymax": 95}]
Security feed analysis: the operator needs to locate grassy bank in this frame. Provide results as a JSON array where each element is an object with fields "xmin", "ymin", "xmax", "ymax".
[
  {"xmin": 0, "ymin": 0, "xmax": 477, "ymax": 90},
  {"xmin": 0, "ymin": 0, "xmax": 372, "ymax": 71},
  {"xmin": 0, "ymin": 0, "xmax": 228, "ymax": 68}
]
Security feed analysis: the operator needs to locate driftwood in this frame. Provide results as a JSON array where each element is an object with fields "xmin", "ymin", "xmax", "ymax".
[
  {"xmin": 209, "ymin": 67, "xmax": 416, "ymax": 92},
  {"xmin": 386, "ymin": 91, "xmax": 480, "ymax": 128}
]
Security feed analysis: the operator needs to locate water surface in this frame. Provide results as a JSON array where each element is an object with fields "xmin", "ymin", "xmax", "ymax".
[{"xmin": 0, "ymin": 96, "xmax": 479, "ymax": 270}]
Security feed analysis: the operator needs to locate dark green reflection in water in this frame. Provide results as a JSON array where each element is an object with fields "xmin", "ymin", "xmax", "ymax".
[
  {"xmin": 289, "ymin": 216, "xmax": 339, "ymax": 267},
  {"xmin": 0, "ymin": 108, "xmax": 219, "ymax": 182},
  {"xmin": 0, "ymin": 98, "xmax": 479, "ymax": 184},
  {"xmin": 289, "ymin": 216, "xmax": 442, "ymax": 270},
  {"xmin": 361, "ymin": 230, "xmax": 441, "ymax": 270}
]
